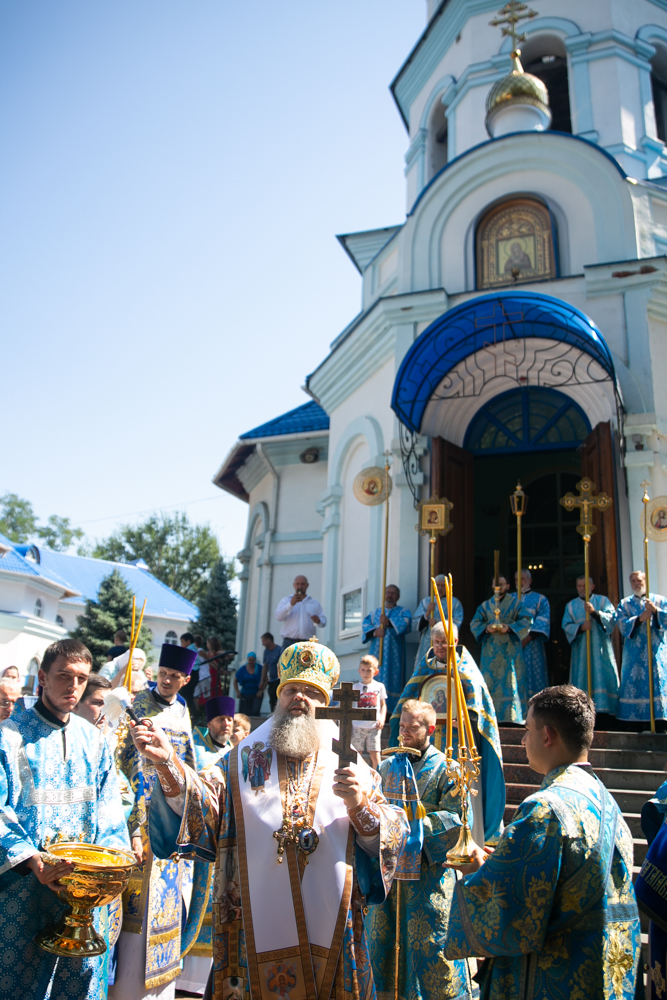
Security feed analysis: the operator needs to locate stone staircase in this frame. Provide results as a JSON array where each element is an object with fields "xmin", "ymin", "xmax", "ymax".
[{"xmin": 501, "ymin": 726, "xmax": 667, "ymax": 987}]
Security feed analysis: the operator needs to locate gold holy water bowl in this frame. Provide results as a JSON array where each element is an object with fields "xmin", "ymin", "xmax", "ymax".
[{"xmin": 36, "ymin": 841, "xmax": 136, "ymax": 957}]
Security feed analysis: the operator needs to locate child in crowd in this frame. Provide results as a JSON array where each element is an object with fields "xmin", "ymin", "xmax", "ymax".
[
  {"xmin": 351, "ymin": 654, "xmax": 387, "ymax": 769},
  {"xmin": 232, "ymin": 713, "xmax": 251, "ymax": 745}
]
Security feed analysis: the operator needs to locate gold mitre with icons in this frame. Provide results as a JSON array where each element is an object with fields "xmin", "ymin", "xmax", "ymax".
[{"xmin": 277, "ymin": 637, "xmax": 341, "ymax": 705}]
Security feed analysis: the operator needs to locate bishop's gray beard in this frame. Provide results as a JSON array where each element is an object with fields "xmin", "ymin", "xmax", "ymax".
[{"xmin": 270, "ymin": 705, "xmax": 323, "ymax": 759}]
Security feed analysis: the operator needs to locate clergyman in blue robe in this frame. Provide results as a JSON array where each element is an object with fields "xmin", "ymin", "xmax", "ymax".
[
  {"xmin": 616, "ymin": 570, "xmax": 667, "ymax": 722},
  {"xmin": 470, "ymin": 576, "xmax": 532, "ymax": 724},
  {"xmin": 390, "ymin": 621, "xmax": 505, "ymax": 844},
  {"xmin": 514, "ymin": 569, "xmax": 550, "ymax": 697},
  {"xmin": 412, "ymin": 574, "xmax": 464, "ymax": 671},
  {"xmin": 362, "ymin": 584, "xmax": 412, "ymax": 713},
  {"xmin": 367, "ymin": 702, "xmax": 470, "ymax": 1000},
  {"xmin": 0, "ymin": 639, "xmax": 131, "ymax": 1000},
  {"xmin": 562, "ymin": 576, "xmax": 619, "ymax": 714},
  {"xmin": 445, "ymin": 685, "xmax": 640, "ymax": 1000}
]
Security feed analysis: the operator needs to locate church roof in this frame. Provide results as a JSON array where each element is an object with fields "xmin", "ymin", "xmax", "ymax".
[
  {"xmin": 30, "ymin": 548, "xmax": 198, "ymax": 619},
  {"xmin": 239, "ymin": 401, "xmax": 329, "ymax": 440},
  {"xmin": 337, "ymin": 227, "xmax": 402, "ymax": 274}
]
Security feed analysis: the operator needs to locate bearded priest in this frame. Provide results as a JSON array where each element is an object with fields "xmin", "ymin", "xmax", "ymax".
[{"xmin": 131, "ymin": 639, "xmax": 410, "ymax": 1000}]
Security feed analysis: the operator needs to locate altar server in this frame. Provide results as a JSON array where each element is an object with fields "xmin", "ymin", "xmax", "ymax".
[
  {"xmin": 445, "ymin": 685, "xmax": 640, "ymax": 1000},
  {"xmin": 515, "ymin": 569, "xmax": 550, "ymax": 696},
  {"xmin": 362, "ymin": 584, "xmax": 412, "ymax": 712},
  {"xmin": 617, "ymin": 570, "xmax": 667, "ymax": 723},
  {"xmin": 0, "ymin": 639, "xmax": 130, "ymax": 1000},
  {"xmin": 368, "ymin": 699, "xmax": 470, "ymax": 1000},
  {"xmin": 562, "ymin": 575, "xmax": 619, "ymax": 714},
  {"xmin": 133, "ymin": 639, "xmax": 410, "ymax": 1000},
  {"xmin": 470, "ymin": 575, "xmax": 532, "ymax": 724},
  {"xmin": 412, "ymin": 574, "xmax": 464, "ymax": 670}
]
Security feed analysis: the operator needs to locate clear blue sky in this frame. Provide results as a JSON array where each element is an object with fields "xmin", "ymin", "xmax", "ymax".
[{"xmin": 0, "ymin": 1, "xmax": 424, "ymax": 562}]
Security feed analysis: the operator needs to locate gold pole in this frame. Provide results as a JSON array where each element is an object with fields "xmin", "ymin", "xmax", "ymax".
[
  {"xmin": 378, "ymin": 454, "xmax": 391, "ymax": 668},
  {"xmin": 643, "ymin": 486, "xmax": 656, "ymax": 733},
  {"xmin": 429, "ymin": 535, "xmax": 436, "ymax": 620},
  {"xmin": 511, "ymin": 483, "xmax": 527, "ymax": 601},
  {"xmin": 393, "ymin": 880, "xmax": 401, "ymax": 1000},
  {"xmin": 123, "ymin": 598, "xmax": 147, "ymax": 690},
  {"xmin": 583, "ymin": 536, "xmax": 592, "ymax": 700}
]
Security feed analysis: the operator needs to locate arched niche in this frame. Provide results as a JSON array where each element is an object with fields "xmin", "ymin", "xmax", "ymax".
[
  {"xmin": 519, "ymin": 34, "xmax": 572, "ymax": 134},
  {"xmin": 475, "ymin": 196, "xmax": 558, "ymax": 290}
]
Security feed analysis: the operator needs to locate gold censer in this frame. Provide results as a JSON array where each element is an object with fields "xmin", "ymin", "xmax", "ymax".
[{"xmin": 36, "ymin": 842, "xmax": 136, "ymax": 957}]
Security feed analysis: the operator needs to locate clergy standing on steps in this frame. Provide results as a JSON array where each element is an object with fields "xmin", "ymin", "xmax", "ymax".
[
  {"xmin": 0, "ymin": 638, "xmax": 130, "ymax": 1000},
  {"xmin": 363, "ymin": 584, "xmax": 413, "ymax": 714},
  {"xmin": 616, "ymin": 570, "xmax": 667, "ymax": 725},
  {"xmin": 367, "ymin": 699, "xmax": 471, "ymax": 1000},
  {"xmin": 412, "ymin": 573, "xmax": 464, "ymax": 671},
  {"xmin": 470, "ymin": 574, "xmax": 532, "ymax": 724},
  {"xmin": 562, "ymin": 575, "xmax": 619, "ymax": 716},
  {"xmin": 132, "ymin": 638, "xmax": 410, "ymax": 1000},
  {"xmin": 514, "ymin": 569, "xmax": 550, "ymax": 697}
]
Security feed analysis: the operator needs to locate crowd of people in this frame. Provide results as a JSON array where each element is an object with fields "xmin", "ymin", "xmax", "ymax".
[{"xmin": 0, "ymin": 566, "xmax": 665, "ymax": 1000}]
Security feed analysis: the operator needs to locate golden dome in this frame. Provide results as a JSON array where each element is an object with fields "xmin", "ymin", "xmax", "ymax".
[{"xmin": 485, "ymin": 52, "xmax": 551, "ymax": 131}]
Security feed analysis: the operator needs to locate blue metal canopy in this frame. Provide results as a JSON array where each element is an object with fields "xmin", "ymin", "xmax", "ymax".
[{"xmin": 391, "ymin": 291, "xmax": 615, "ymax": 434}]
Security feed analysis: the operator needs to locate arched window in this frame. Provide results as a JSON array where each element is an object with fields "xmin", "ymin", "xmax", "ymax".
[
  {"xmin": 34, "ymin": 598, "xmax": 42, "ymax": 619},
  {"xmin": 55, "ymin": 614, "xmax": 64, "ymax": 626},
  {"xmin": 520, "ymin": 35, "xmax": 571, "ymax": 133},
  {"xmin": 476, "ymin": 197, "xmax": 557, "ymax": 290},
  {"xmin": 427, "ymin": 99, "xmax": 448, "ymax": 180},
  {"xmin": 165, "ymin": 630, "xmax": 178, "ymax": 645},
  {"xmin": 464, "ymin": 387, "xmax": 590, "ymax": 455},
  {"xmin": 651, "ymin": 46, "xmax": 667, "ymax": 143}
]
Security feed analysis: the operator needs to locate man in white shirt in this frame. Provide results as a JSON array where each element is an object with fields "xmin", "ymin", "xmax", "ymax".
[{"xmin": 274, "ymin": 575, "xmax": 327, "ymax": 650}]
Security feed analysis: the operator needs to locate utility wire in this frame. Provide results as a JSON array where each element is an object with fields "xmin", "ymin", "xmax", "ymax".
[{"xmin": 73, "ymin": 495, "xmax": 221, "ymax": 528}]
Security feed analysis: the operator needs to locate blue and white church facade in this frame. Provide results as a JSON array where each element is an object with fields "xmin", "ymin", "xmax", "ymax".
[{"xmin": 216, "ymin": 0, "xmax": 667, "ymax": 684}]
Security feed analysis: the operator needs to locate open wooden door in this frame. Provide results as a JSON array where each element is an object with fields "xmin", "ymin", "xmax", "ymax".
[
  {"xmin": 431, "ymin": 438, "xmax": 475, "ymax": 629},
  {"xmin": 580, "ymin": 421, "xmax": 621, "ymax": 607}
]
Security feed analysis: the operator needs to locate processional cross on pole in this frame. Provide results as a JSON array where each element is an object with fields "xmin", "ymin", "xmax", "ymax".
[
  {"xmin": 315, "ymin": 683, "xmax": 376, "ymax": 764},
  {"xmin": 559, "ymin": 477, "xmax": 613, "ymax": 699}
]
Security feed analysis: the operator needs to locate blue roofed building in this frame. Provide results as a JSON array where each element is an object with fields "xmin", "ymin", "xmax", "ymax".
[
  {"xmin": 214, "ymin": 0, "xmax": 667, "ymax": 693},
  {"xmin": 0, "ymin": 536, "xmax": 197, "ymax": 680}
]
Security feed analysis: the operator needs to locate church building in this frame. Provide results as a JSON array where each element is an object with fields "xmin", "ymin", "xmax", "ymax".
[{"xmin": 215, "ymin": 0, "xmax": 667, "ymax": 684}]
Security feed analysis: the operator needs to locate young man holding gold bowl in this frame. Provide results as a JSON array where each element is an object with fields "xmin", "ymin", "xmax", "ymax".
[{"xmin": 0, "ymin": 638, "xmax": 131, "ymax": 1000}]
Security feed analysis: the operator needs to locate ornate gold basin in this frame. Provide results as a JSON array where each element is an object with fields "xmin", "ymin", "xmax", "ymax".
[{"xmin": 36, "ymin": 841, "xmax": 136, "ymax": 957}]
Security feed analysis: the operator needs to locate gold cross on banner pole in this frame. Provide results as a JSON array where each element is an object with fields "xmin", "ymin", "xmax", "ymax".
[
  {"xmin": 559, "ymin": 478, "xmax": 613, "ymax": 699},
  {"xmin": 315, "ymin": 683, "xmax": 376, "ymax": 764},
  {"xmin": 641, "ymin": 480, "xmax": 657, "ymax": 733}
]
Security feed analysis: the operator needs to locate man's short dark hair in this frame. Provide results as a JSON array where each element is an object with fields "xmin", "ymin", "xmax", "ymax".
[
  {"xmin": 82, "ymin": 673, "xmax": 111, "ymax": 701},
  {"xmin": 181, "ymin": 632, "xmax": 194, "ymax": 644},
  {"xmin": 261, "ymin": 632, "xmax": 274, "ymax": 641},
  {"xmin": 529, "ymin": 685, "xmax": 595, "ymax": 755},
  {"xmin": 114, "ymin": 630, "xmax": 127, "ymax": 643},
  {"xmin": 41, "ymin": 639, "xmax": 93, "ymax": 674}
]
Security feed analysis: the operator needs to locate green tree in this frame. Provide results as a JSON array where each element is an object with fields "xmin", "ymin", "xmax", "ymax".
[
  {"xmin": 0, "ymin": 493, "xmax": 38, "ymax": 543},
  {"xmin": 37, "ymin": 515, "xmax": 84, "ymax": 552},
  {"xmin": 70, "ymin": 570, "xmax": 154, "ymax": 670},
  {"xmin": 197, "ymin": 558, "xmax": 238, "ymax": 651},
  {"xmin": 91, "ymin": 512, "xmax": 221, "ymax": 604}
]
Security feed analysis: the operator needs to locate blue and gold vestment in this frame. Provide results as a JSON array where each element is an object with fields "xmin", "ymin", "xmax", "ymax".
[
  {"xmin": 389, "ymin": 646, "xmax": 505, "ymax": 844},
  {"xmin": 637, "ymin": 778, "xmax": 667, "ymax": 1000},
  {"xmin": 514, "ymin": 589, "xmax": 550, "ymax": 697},
  {"xmin": 470, "ymin": 593, "xmax": 531, "ymax": 724},
  {"xmin": 616, "ymin": 592, "xmax": 667, "ymax": 721},
  {"xmin": 193, "ymin": 726, "xmax": 231, "ymax": 773},
  {"xmin": 148, "ymin": 737, "xmax": 410, "ymax": 1000},
  {"xmin": 116, "ymin": 687, "xmax": 209, "ymax": 992},
  {"xmin": 562, "ymin": 594, "xmax": 619, "ymax": 714},
  {"xmin": 445, "ymin": 763, "xmax": 640, "ymax": 1000},
  {"xmin": 411, "ymin": 595, "xmax": 464, "ymax": 673},
  {"xmin": 362, "ymin": 605, "xmax": 413, "ymax": 712},
  {"xmin": 0, "ymin": 702, "xmax": 130, "ymax": 1000},
  {"xmin": 367, "ymin": 745, "xmax": 471, "ymax": 1000}
]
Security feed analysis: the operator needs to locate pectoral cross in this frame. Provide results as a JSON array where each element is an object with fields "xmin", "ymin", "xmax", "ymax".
[
  {"xmin": 315, "ymin": 683, "xmax": 376, "ymax": 764},
  {"xmin": 272, "ymin": 821, "xmax": 294, "ymax": 862},
  {"xmin": 559, "ymin": 477, "xmax": 612, "ymax": 543}
]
